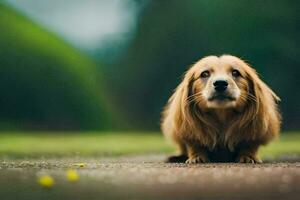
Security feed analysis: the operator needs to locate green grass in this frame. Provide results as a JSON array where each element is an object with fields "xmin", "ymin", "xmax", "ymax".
[
  {"xmin": 0, "ymin": 132, "xmax": 174, "ymax": 158},
  {"xmin": 259, "ymin": 132, "xmax": 300, "ymax": 159},
  {"xmin": 0, "ymin": 132, "xmax": 299, "ymax": 159}
]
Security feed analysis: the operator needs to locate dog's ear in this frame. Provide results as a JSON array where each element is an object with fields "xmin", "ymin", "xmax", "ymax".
[{"xmin": 170, "ymin": 69, "xmax": 195, "ymax": 131}]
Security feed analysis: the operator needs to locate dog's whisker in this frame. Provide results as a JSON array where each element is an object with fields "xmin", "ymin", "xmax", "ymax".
[
  {"xmin": 240, "ymin": 93, "xmax": 258, "ymax": 103},
  {"xmin": 191, "ymin": 96, "xmax": 205, "ymax": 105},
  {"xmin": 187, "ymin": 94, "xmax": 202, "ymax": 103},
  {"xmin": 187, "ymin": 92, "xmax": 203, "ymax": 101}
]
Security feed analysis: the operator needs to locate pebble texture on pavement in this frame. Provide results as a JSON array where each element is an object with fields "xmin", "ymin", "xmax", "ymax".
[{"xmin": 0, "ymin": 155, "xmax": 299, "ymax": 200}]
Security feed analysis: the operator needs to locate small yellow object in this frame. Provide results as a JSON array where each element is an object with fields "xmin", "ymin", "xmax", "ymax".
[
  {"xmin": 66, "ymin": 169, "xmax": 79, "ymax": 182},
  {"xmin": 74, "ymin": 163, "xmax": 86, "ymax": 168},
  {"xmin": 38, "ymin": 175, "xmax": 54, "ymax": 188}
]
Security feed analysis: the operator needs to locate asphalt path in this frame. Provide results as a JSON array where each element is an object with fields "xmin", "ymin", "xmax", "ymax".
[{"xmin": 0, "ymin": 155, "xmax": 299, "ymax": 200}]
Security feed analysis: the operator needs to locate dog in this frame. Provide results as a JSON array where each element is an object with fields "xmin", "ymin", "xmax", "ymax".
[{"xmin": 161, "ymin": 55, "xmax": 281, "ymax": 163}]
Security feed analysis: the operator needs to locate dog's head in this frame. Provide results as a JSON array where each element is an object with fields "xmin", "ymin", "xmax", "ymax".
[{"xmin": 182, "ymin": 55, "xmax": 279, "ymax": 111}]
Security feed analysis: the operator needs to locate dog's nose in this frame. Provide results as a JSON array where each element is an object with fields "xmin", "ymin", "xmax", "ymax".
[{"xmin": 213, "ymin": 80, "xmax": 228, "ymax": 92}]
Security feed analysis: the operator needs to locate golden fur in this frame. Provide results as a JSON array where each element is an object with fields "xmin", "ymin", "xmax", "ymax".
[{"xmin": 161, "ymin": 55, "xmax": 281, "ymax": 163}]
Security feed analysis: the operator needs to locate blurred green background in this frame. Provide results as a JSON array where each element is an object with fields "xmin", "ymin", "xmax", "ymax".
[{"xmin": 0, "ymin": 0, "xmax": 299, "ymax": 131}]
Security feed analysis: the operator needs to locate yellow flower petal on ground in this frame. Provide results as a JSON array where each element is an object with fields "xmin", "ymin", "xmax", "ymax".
[
  {"xmin": 73, "ymin": 163, "xmax": 86, "ymax": 168},
  {"xmin": 66, "ymin": 169, "xmax": 79, "ymax": 182},
  {"xmin": 38, "ymin": 175, "xmax": 54, "ymax": 188}
]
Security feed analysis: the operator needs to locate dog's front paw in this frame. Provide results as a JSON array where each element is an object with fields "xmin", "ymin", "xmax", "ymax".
[
  {"xmin": 236, "ymin": 155, "xmax": 262, "ymax": 164},
  {"xmin": 186, "ymin": 155, "xmax": 210, "ymax": 164}
]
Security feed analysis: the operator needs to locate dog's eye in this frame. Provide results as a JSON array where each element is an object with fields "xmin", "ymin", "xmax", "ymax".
[
  {"xmin": 200, "ymin": 70, "xmax": 210, "ymax": 78},
  {"xmin": 232, "ymin": 69, "xmax": 241, "ymax": 78}
]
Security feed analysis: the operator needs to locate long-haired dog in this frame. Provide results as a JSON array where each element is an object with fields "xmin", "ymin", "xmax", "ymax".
[{"xmin": 162, "ymin": 55, "xmax": 281, "ymax": 163}]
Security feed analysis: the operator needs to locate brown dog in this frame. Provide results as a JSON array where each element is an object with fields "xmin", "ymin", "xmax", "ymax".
[{"xmin": 161, "ymin": 55, "xmax": 281, "ymax": 163}]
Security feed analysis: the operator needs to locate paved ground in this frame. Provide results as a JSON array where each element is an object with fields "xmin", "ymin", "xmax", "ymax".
[{"xmin": 0, "ymin": 155, "xmax": 300, "ymax": 200}]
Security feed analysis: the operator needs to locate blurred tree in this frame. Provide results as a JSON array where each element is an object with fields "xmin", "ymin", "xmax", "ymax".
[
  {"xmin": 109, "ymin": 0, "xmax": 300, "ymax": 130},
  {"xmin": 0, "ymin": 5, "xmax": 117, "ymax": 130}
]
